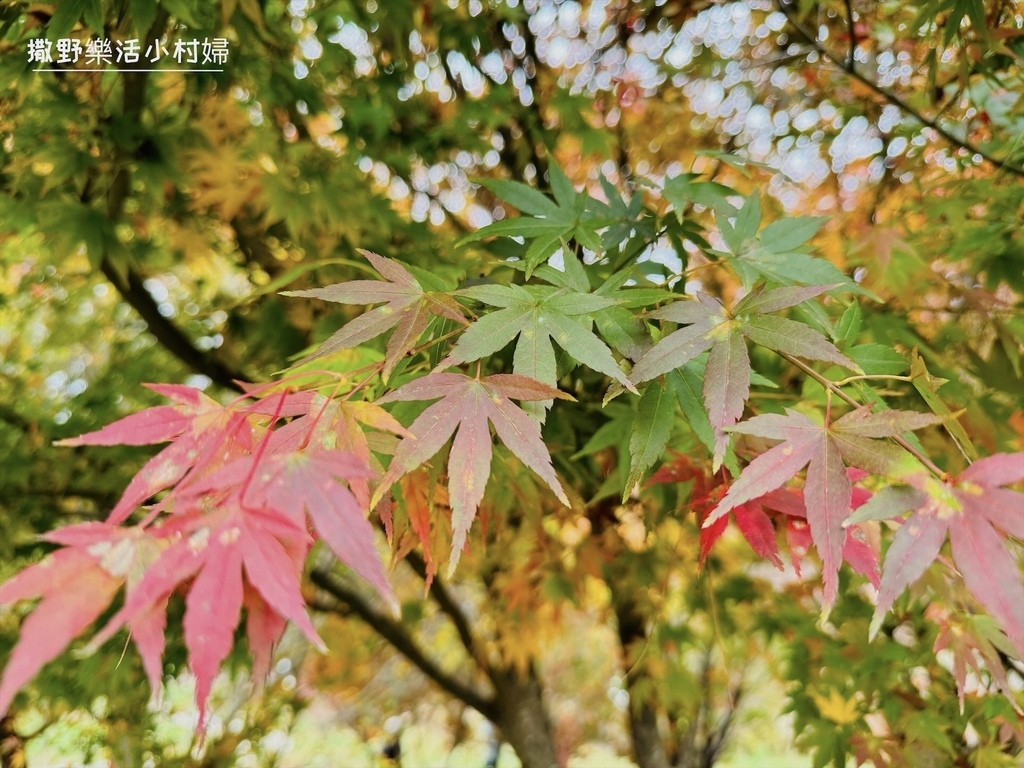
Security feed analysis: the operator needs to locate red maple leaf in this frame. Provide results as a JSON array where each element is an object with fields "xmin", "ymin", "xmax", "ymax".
[
  {"xmin": 187, "ymin": 446, "xmax": 395, "ymax": 605},
  {"xmin": 1, "ymin": 385, "xmax": 403, "ymax": 728},
  {"xmin": 81, "ymin": 500, "xmax": 321, "ymax": 727},
  {"xmin": 630, "ymin": 285, "xmax": 858, "ymax": 468},
  {"xmin": 56, "ymin": 384, "xmax": 256, "ymax": 524},
  {"xmin": 261, "ymin": 392, "xmax": 410, "ymax": 525},
  {"xmin": 375, "ymin": 372, "xmax": 572, "ymax": 573},
  {"xmin": 704, "ymin": 407, "xmax": 938, "ymax": 605},
  {"xmin": 758, "ymin": 481, "xmax": 880, "ymax": 586},
  {"xmin": 870, "ymin": 453, "xmax": 1024, "ymax": 655},
  {"xmin": 0, "ymin": 546, "xmax": 122, "ymax": 716},
  {"xmin": 696, "ymin": 470, "xmax": 879, "ymax": 585}
]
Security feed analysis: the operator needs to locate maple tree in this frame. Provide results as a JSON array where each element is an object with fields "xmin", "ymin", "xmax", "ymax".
[{"xmin": 2, "ymin": 1, "xmax": 1023, "ymax": 767}]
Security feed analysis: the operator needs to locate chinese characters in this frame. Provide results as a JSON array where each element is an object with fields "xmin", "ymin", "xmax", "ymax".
[{"xmin": 28, "ymin": 37, "xmax": 229, "ymax": 69}]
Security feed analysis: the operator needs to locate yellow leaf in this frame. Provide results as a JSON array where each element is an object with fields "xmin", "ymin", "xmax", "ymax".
[{"xmin": 810, "ymin": 688, "xmax": 860, "ymax": 725}]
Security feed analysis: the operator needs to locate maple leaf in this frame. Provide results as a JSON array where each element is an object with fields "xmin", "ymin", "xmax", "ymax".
[
  {"xmin": 375, "ymin": 372, "xmax": 572, "ymax": 573},
  {"xmin": 446, "ymin": 284, "xmax": 637, "ymax": 404},
  {"xmin": 631, "ymin": 285, "xmax": 858, "ymax": 469},
  {"xmin": 870, "ymin": 453, "xmax": 1024, "ymax": 656},
  {"xmin": 704, "ymin": 407, "xmax": 939, "ymax": 606},
  {"xmin": 29, "ymin": 387, "xmax": 401, "ymax": 727},
  {"xmin": 700, "ymin": 500, "xmax": 784, "ymax": 569},
  {"xmin": 928, "ymin": 606, "xmax": 1019, "ymax": 709},
  {"xmin": 283, "ymin": 249, "xmax": 467, "ymax": 376},
  {"xmin": 260, "ymin": 392, "xmax": 410, "ymax": 521},
  {"xmin": 0, "ymin": 547, "xmax": 122, "ymax": 717},
  {"xmin": 685, "ymin": 463, "xmax": 877, "ymax": 581},
  {"xmin": 82, "ymin": 501, "xmax": 322, "ymax": 727},
  {"xmin": 394, "ymin": 469, "xmax": 452, "ymax": 590},
  {"xmin": 183, "ymin": 140, "xmax": 261, "ymax": 221},
  {"xmin": 0, "ymin": 521, "xmax": 180, "ymax": 717},
  {"xmin": 56, "ymin": 384, "xmax": 255, "ymax": 524},
  {"xmin": 716, "ymin": 194, "xmax": 860, "ymax": 290},
  {"xmin": 458, "ymin": 164, "xmax": 612, "ymax": 275},
  {"xmin": 848, "ymin": 223, "xmax": 926, "ymax": 294},
  {"xmin": 191, "ymin": 447, "xmax": 396, "ymax": 606},
  {"xmin": 624, "ymin": 381, "xmax": 677, "ymax": 498},
  {"xmin": 756, "ymin": 481, "xmax": 881, "ymax": 587}
]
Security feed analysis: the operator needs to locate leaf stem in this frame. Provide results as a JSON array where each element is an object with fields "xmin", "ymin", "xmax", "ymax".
[
  {"xmin": 408, "ymin": 327, "xmax": 465, "ymax": 359},
  {"xmin": 670, "ymin": 259, "xmax": 721, "ymax": 282},
  {"xmin": 833, "ymin": 373, "xmax": 914, "ymax": 387},
  {"xmin": 779, "ymin": 352, "xmax": 949, "ymax": 480},
  {"xmin": 343, "ymin": 363, "xmax": 386, "ymax": 402},
  {"xmin": 239, "ymin": 389, "xmax": 288, "ymax": 510},
  {"xmin": 286, "ymin": 326, "xmax": 463, "ymax": 393},
  {"xmin": 227, "ymin": 370, "xmax": 348, "ymax": 407}
]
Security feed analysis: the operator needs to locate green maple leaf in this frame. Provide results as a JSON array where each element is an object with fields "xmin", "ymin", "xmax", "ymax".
[
  {"xmin": 571, "ymin": 402, "xmax": 634, "ymax": 502},
  {"xmin": 631, "ymin": 284, "xmax": 859, "ymax": 469},
  {"xmin": 459, "ymin": 165, "xmax": 614, "ymax": 275},
  {"xmin": 716, "ymin": 194, "xmax": 865, "ymax": 293},
  {"xmin": 374, "ymin": 373, "xmax": 573, "ymax": 573},
  {"xmin": 704, "ymin": 406, "xmax": 941, "ymax": 607},
  {"xmin": 624, "ymin": 381, "xmax": 677, "ymax": 498},
  {"xmin": 283, "ymin": 250, "xmax": 467, "ymax": 376},
  {"xmin": 663, "ymin": 173, "xmax": 738, "ymax": 218},
  {"xmin": 445, "ymin": 284, "xmax": 637, "ymax": 410}
]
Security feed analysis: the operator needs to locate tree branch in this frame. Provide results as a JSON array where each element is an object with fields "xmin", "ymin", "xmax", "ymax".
[
  {"xmin": 776, "ymin": 0, "xmax": 1024, "ymax": 177},
  {"xmin": 309, "ymin": 568, "xmax": 498, "ymax": 719},
  {"xmin": 0, "ymin": 403, "xmax": 32, "ymax": 434},
  {"xmin": 610, "ymin": 560, "xmax": 670, "ymax": 768},
  {"xmin": 842, "ymin": 0, "xmax": 857, "ymax": 68},
  {"xmin": 480, "ymin": 19, "xmax": 551, "ymax": 183},
  {"xmin": 403, "ymin": 551, "xmax": 484, "ymax": 664},
  {"xmin": 91, "ymin": 16, "xmax": 249, "ymax": 393},
  {"xmin": 97, "ymin": 259, "xmax": 247, "ymax": 392}
]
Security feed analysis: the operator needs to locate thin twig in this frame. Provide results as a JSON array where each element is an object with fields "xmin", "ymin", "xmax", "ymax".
[
  {"xmin": 404, "ymin": 551, "xmax": 488, "ymax": 666},
  {"xmin": 776, "ymin": 0, "xmax": 1024, "ymax": 177},
  {"xmin": 842, "ymin": 0, "xmax": 857, "ymax": 67}
]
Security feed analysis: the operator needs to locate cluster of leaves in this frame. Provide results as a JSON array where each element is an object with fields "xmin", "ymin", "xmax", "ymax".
[
  {"xmin": 0, "ymin": 382, "xmax": 403, "ymax": 725},
  {"xmin": 2, "ymin": 165, "xmax": 1021, "ymax": 741}
]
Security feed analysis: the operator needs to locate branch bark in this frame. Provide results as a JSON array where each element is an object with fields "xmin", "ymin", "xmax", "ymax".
[
  {"xmin": 404, "ymin": 551, "xmax": 485, "ymax": 664},
  {"xmin": 488, "ymin": 665, "xmax": 560, "ymax": 768},
  {"xmin": 674, "ymin": 650, "xmax": 743, "ymax": 768},
  {"xmin": 615, "ymin": 595, "xmax": 671, "ymax": 768},
  {"xmin": 98, "ymin": 258, "xmax": 247, "ymax": 392},
  {"xmin": 309, "ymin": 567, "xmax": 498, "ymax": 719}
]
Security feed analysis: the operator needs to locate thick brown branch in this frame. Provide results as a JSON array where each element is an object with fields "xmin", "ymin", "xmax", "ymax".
[
  {"xmin": 612, "ymin": 575, "xmax": 670, "ymax": 768},
  {"xmin": 404, "ymin": 551, "xmax": 483, "ymax": 663},
  {"xmin": 98, "ymin": 259, "xmax": 247, "ymax": 392},
  {"xmin": 309, "ymin": 568, "xmax": 497, "ymax": 719},
  {"xmin": 776, "ymin": 0, "xmax": 1024, "ymax": 177}
]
